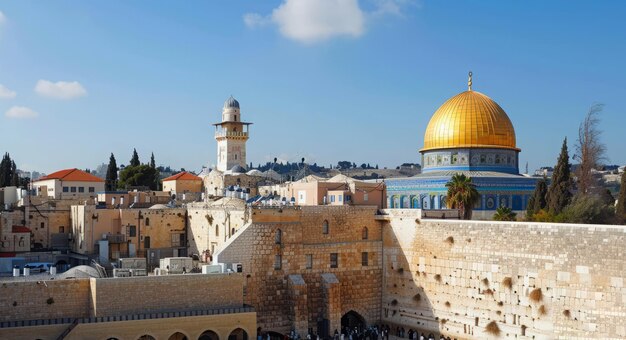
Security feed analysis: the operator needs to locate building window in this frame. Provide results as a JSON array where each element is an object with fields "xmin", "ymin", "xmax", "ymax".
[
  {"xmin": 322, "ymin": 220, "xmax": 329, "ymax": 234},
  {"xmin": 362, "ymin": 252, "xmax": 369, "ymax": 266},
  {"xmin": 40, "ymin": 222, "xmax": 45, "ymax": 229},
  {"xmin": 89, "ymin": 187, "xmax": 95, "ymax": 193},
  {"xmin": 275, "ymin": 229, "xmax": 282, "ymax": 244},
  {"xmin": 171, "ymin": 233, "xmax": 183, "ymax": 247},
  {"xmin": 338, "ymin": 195, "xmax": 343, "ymax": 202},
  {"xmin": 215, "ymin": 225, "xmax": 219, "ymax": 236},
  {"xmin": 70, "ymin": 187, "xmax": 77, "ymax": 193},
  {"xmin": 364, "ymin": 193, "xmax": 369, "ymax": 201},
  {"xmin": 78, "ymin": 187, "xmax": 85, "ymax": 193},
  {"xmin": 59, "ymin": 226, "xmax": 65, "ymax": 233},
  {"xmin": 362, "ymin": 227, "xmax": 368, "ymax": 240},
  {"xmin": 128, "ymin": 225, "xmax": 137, "ymax": 237},
  {"xmin": 330, "ymin": 195, "xmax": 335, "ymax": 203},
  {"xmin": 145, "ymin": 218, "xmax": 150, "ymax": 226},
  {"xmin": 346, "ymin": 195, "xmax": 351, "ymax": 202},
  {"xmin": 274, "ymin": 255, "xmax": 282, "ymax": 270},
  {"xmin": 305, "ymin": 254, "xmax": 313, "ymax": 269},
  {"xmin": 63, "ymin": 187, "xmax": 69, "ymax": 193},
  {"xmin": 330, "ymin": 253, "xmax": 338, "ymax": 268}
]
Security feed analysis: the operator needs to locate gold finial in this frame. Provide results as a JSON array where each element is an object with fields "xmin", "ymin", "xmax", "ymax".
[{"xmin": 468, "ymin": 71, "xmax": 473, "ymax": 91}]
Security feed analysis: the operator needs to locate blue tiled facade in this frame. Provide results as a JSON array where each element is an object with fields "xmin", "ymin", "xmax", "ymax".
[{"xmin": 385, "ymin": 172, "xmax": 537, "ymax": 212}]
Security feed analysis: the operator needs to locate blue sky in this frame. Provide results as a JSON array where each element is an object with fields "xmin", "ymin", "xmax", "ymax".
[{"xmin": 1, "ymin": 1, "xmax": 625, "ymax": 174}]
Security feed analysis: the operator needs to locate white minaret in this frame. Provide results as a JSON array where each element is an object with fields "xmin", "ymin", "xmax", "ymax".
[{"xmin": 213, "ymin": 96, "xmax": 252, "ymax": 172}]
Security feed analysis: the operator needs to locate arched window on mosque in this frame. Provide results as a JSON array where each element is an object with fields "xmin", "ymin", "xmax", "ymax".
[
  {"xmin": 322, "ymin": 220, "xmax": 329, "ymax": 234},
  {"xmin": 275, "ymin": 229, "xmax": 282, "ymax": 244},
  {"xmin": 362, "ymin": 227, "xmax": 368, "ymax": 240}
]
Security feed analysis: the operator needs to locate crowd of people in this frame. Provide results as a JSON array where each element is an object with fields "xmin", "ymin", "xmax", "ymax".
[{"xmin": 266, "ymin": 324, "xmax": 455, "ymax": 340}]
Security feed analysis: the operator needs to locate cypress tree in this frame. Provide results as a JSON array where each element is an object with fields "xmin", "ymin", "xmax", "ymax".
[
  {"xmin": 526, "ymin": 178, "xmax": 548, "ymax": 217},
  {"xmin": 150, "ymin": 152, "xmax": 156, "ymax": 169},
  {"xmin": 130, "ymin": 149, "xmax": 140, "ymax": 167},
  {"xmin": 526, "ymin": 195, "xmax": 536, "ymax": 218},
  {"xmin": 532, "ymin": 178, "xmax": 548, "ymax": 213},
  {"xmin": 10, "ymin": 161, "xmax": 19, "ymax": 186},
  {"xmin": 617, "ymin": 171, "xmax": 626, "ymax": 223},
  {"xmin": 0, "ymin": 153, "xmax": 11, "ymax": 187},
  {"xmin": 547, "ymin": 138, "xmax": 573, "ymax": 215},
  {"xmin": 105, "ymin": 153, "xmax": 118, "ymax": 191}
]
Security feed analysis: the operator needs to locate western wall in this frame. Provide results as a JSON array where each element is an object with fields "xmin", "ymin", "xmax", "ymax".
[{"xmin": 381, "ymin": 209, "xmax": 626, "ymax": 339}]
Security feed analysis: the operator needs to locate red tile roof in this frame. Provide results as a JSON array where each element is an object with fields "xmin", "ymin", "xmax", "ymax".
[
  {"xmin": 34, "ymin": 168, "xmax": 105, "ymax": 183},
  {"xmin": 12, "ymin": 226, "xmax": 31, "ymax": 233},
  {"xmin": 162, "ymin": 171, "xmax": 202, "ymax": 182}
]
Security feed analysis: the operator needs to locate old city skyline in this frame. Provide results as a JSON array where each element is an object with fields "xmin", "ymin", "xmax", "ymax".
[{"xmin": 1, "ymin": 2, "xmax": 626, "ymax": 174}]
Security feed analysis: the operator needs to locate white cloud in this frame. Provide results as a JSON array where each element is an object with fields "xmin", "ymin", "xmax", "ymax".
[
  {"xmin": 244, "ymin": 0, "xmax": 416, "ymax": 44},
  {"xmin": 243, "ymin": 13, "xmax": 270, "ymax": 29},
  {"xmin": 35, "ymin": 80, "xmax": 87, "ymax": 99},
  {"xmin": 0, "ymin": 84, "xmax": 16, "ymax": 99},
  {"xmin": 5, "ymin": 106, "xmax": 38, "ymax": 119},
  {"xmin": 245, "ymin": 0, "xmax": 365, "ymax": 44}
]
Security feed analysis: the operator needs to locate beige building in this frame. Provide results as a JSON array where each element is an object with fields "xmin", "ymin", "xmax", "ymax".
[
  {"xmin": 258, "ymin": 174, "xmax": 386, "ymax": 209},
  {"xmin": 162, "ymin": 171, "xmax": 203, "ymax": 195},
  {"xmin": 187, "ymin": 197, "xmax": 250, "ymax": 259},
  {"xmin": 71, "ymin": 205, "xmax": 187, "ymax": 265},
  {"xmin": 0, "ymin": 273, "xmax": 255, "ymax": 340},
  {"xmin": 96, "ymin": 190, "xmax": 170, "ymax": 209},
  {"xmin": 0, "ymin": 213, "xmax": 30, "ymax": 253},
  {"xmin": 32, "ymin": 168, "xmax": 104, "ymax": 199}
]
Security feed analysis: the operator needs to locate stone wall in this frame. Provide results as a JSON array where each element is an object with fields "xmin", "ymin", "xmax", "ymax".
[
  {"xmin": 187, "ymin": 200, "xmax": 249, "ymax": 257},
  {"xmin": 381, "ymin": 209, "xmax": 626, "ymax": 339},
  {"xmin": 217, "ymin": 205, "xmax": 383, "ymax": 336},
  {"xmin": 0, "ymin": 278, "xmax": 91, "ymax": 322},
  {"xmin": 90, "ymin": 273, "xmax": 244, "ymax": 317}
]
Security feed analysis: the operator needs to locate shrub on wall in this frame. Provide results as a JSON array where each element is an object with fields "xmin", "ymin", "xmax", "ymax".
[
  {"xmin": 502, "ymin": 277, "xmax": 513, "ymax": 290},
  {"xmin": 485, "ymin": 321, "xmax": 500, "ymax": 336},
  {"xmin": 529, "ymin": 288, "xmax": 543, "ymax": 303}
]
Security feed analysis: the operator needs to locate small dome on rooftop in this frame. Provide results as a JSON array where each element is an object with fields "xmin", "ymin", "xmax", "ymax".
[
  {"xmin": 224, "ymin": 95, "xmax": 240, "ymax": 109},
  {"xmin": 230, "ymin": 164, "xmax": 246, "ymax": 173}
]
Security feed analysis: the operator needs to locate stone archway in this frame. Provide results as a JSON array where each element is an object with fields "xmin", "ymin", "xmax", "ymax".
[
  {"xmin": 138, "ymin": 335, "xmax": 156, "ymax": 340},
  {"xmin": 228, "ymin": 328, "xmax": 248, "ymax": 340},
  {"xmin": 198, "ymin": 330, "xmax": 219, "ymax": 340},
  {"xmin": 169, "ymin": 332, "xmax": 188, "ymax": 340},
  {"xmin": 341, "ymin": 310, "xmax": 366, "ymax": 332}
]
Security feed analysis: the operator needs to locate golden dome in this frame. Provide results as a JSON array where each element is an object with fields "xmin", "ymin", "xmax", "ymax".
[{"xmin": 421, "ymin": 89, "xmax": 518, "ymax": 152}]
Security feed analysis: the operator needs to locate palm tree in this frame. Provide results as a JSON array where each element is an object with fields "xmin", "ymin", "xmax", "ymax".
[
  {"xmin": 493, "ymin": 207, "xmax": 517, "ymax": 221},
  {"xmin": 445, "ymin": 173, "xmax": 480, "ymax": 219}
]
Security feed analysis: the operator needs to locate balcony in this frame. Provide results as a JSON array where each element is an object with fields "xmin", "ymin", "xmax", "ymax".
[
  {"xmin": 107, "ymin": 234, "xmax": 127, "ymax": 244},
  {"xmin": 215, "ymin": 131, "xmax": 249, "ymax": 138}
]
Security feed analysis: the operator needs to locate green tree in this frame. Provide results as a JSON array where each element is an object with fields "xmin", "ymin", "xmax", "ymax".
[
  {"xmin": 105, "ymin": 153, "xmax": 118, "ymax": 191},
  {"xmin": 445, "ymin": 173, "xmax": 480, "ymax": 220},
  {"xmin": 10, "ymin": 161, "xmax": 18, "ymax": 186},
  {"xmin": 556, "ymin": 194, "xmax": 615, "ymax": 225},
  {"xmin": 617, "ymin": 171, "xmax": 626, "ymax": 223},
  {"xmin": 130, "ymin": 148, "xmax": 140, "ymax": 167},
  {"xmin": 527, "ymin": 178, "xmax": 548, "ymax": 218},
  {"xmin": 494, "ymin": 207, "xmax": 517, "ymax": 221},
  {"xmin": 599, "ymin": 189, "xmax": 615, "ymax": 206},
  {"xmin": 118, "ymin": 164, "xmax": 159, "ymax": 190},
  {"xmin": 0, "ymin": 153, "xmax": 12, "ymax": 187},
  {"xmin": 547, "ymin": 138, "xmax": 572, "ymax": 215},
  {"xmin": 150, "ymin": 152, "xmax": 156, "ymax": 169}
]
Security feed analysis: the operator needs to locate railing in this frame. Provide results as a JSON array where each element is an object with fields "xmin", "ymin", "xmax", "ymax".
[
  {"xmin": 0, "ymin": 305, "xmax": 255, "ymax": 329},
  {"xmin": 214, "ymin": 131, "xmax": 248, "ymax": 138},
  {"xmin": 106, "ymin": 234, "xmax": 126, "ymax": 244}
]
